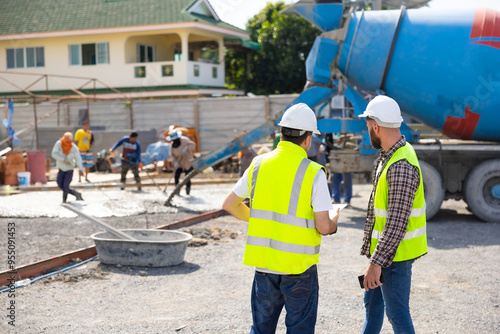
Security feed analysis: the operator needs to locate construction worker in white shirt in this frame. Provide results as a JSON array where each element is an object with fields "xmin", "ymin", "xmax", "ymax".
[{"xmin": 223, "ymin": 103, "xmax": 340, "ymax": 334}]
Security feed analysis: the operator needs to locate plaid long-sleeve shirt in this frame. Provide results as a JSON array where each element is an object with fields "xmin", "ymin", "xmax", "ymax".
[{"xmin": 360, "ymin": 136, "xmax": 421, "ymax": 267}]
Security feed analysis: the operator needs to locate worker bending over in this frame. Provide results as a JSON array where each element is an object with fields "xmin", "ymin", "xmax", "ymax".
[
  {"xmin": 223, "ymin": 103, "xmax": 340, "ymax": 334},
  {"xmin": 167, "ymin": 130, "xmax": 195, "ymax": 195}
]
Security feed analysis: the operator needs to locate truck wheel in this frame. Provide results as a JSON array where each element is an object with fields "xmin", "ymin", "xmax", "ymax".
[
  {"xmin": 420, "ymin": 160, "xmax": 444, "ymax": 220},
  {"xmin": 464, "ymin": 159, "xmax": 500, "ymax": 222}
]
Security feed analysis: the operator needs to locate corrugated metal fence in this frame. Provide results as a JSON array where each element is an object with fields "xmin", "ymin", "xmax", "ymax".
[{"xmin": 2, "ymin": 94, "xmax": 297, "ymax": 156}]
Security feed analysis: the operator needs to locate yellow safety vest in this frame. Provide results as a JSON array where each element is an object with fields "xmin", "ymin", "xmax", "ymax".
[
  {"xmin": 244, "ymin": 141, "xmax": 324, "ymax": 274},
  {"xmin": 371, "ymin": 142, "xmax": 427, "ymax": 262}
]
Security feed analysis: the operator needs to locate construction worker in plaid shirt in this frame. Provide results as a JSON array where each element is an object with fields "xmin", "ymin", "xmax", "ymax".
[{"xmin": 359, "ymin": 96, "xmax": 427, "ymax": 334}]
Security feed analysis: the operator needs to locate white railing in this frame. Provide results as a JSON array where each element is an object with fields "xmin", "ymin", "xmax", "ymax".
[
  {"xmin": 128, "ymin": 61, "xmax": 186, "ymax": 86},
  {"xmin": 186, "ymin": 61, "xmax": 225, "ymax": 87}
]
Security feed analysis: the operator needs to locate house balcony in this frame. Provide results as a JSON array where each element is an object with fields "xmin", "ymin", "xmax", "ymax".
[{"xmin": 128, "ymin": 60, "xmax": 225, "ymax": 89}]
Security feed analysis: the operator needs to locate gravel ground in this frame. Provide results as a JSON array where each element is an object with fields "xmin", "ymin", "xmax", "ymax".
[{"xmin": 0, "ymin": 183, "xmax": 499, "ymax": 333}]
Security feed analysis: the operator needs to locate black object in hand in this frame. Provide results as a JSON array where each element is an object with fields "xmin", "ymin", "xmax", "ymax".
[{"xmin": 358, "ymin": 272, "xmax": 386, "ymax": 289}]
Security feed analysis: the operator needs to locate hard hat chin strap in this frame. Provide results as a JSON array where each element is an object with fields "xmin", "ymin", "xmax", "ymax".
[{"xmin": 282, "ymin": 128, "xmax": 306, "ymax": 137}]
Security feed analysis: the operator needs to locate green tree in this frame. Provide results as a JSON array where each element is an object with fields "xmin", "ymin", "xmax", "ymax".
[{"xmin": 225, "ymin": 2, "xmax": 321, "ymax": 95}]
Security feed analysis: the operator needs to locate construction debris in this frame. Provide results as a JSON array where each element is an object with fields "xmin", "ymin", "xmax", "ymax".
[{"xmin": 185, "ymin": 225, "xmax": 238, "ymax": 247}]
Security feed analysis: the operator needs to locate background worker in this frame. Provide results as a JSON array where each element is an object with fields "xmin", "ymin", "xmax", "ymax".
[
  {"xmin": 238, "ymin": 146, "xmax": 258, "ymax": 177},
  {"xmin": 52, "ymin": 132, "xmax": 84, "ymax": 203},
  {"xmin": 110, "ymin": 132, "xmax": 143, "ymax": 191},
  {"xmin": 325, "ymin": 134, "xmax": 352, "ymax": 205},
  {"xmin": 74, "ymin": 122, "xmax": 94, "ymax": 182},
  {"xmin": 358, "ymin": 96, "xmax": 427, "ymax": 334},
  {"xmin": 223, "ymin": 103, "xmax": 340, "ymax": 334},
  {"xmin": 166, "ymin": 130, "xmax": 195, "ymax": 195}
]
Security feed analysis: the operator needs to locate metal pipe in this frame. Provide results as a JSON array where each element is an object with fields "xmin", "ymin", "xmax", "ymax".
[
  {"xmin": 129, "ymin": 99, "xmax": 134, "ymax": 129},
  {"xmin": 86, "ymin": 98, "xmax": 90, "ymax": 124},
  {"xmin": 33, "ymin": 97, "xmax": 39, "ymax": 150},
  {"xmin": 0, "ymin": 107, "xmax": 59, "ymax": 147},
  {"xmin": 12, "ymin": 76, "xmax": 44, "ymax": 98}
]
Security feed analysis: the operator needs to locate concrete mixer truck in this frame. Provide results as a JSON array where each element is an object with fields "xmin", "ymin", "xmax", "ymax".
[{"xmin": 170, "ymin": 1, "xmax": 500, "ymax": 223}]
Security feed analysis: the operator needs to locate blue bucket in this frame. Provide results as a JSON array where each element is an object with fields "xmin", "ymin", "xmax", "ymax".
[{"xmin": 17, "ymin": 171, "xmax": 31, "ymax": 187}]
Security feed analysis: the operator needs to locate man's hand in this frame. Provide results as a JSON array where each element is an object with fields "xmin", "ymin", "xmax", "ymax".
[
  {"xmin": 363, "ymin": 263, "xmax": 383, "ymax": 291},
  {"xmin": 314, "ymin": 208, "xmax": 339, "ymax": 236},
  {"xmin": 139, "ymin": 162, "xmax": 143, "ymax": 170}
]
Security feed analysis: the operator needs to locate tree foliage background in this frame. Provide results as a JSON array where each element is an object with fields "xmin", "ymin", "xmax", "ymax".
[{"xmin": 225, "ymin": 2, "xmax": 321, "ymax": 95}]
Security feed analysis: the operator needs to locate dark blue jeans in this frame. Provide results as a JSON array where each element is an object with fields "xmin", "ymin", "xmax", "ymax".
[
  {"xmin": 330, "ymin": 173, "xmax": 353, "ymax": 203},
  {"xmin": 361, "ymin": 260, "xmax": 415, "ymax": 334},
  {"xmin": 250, "ymin": 265, "xmax": 318, "ymax": 334},
  {"xmin": 57, "ymin": 169, "xmax": 74, "ymax": 193}
]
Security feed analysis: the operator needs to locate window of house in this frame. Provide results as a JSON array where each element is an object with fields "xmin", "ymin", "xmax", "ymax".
[
  {"xmin": 174, "ymin": 48, "xmax": 182, "ymax": 62},
  {"xmin": 200, "ymin": 46, "xmax": 219, "ymax": 64},
  {"xmin": 69, "ymin": 43, "xmax": 109, "ymax": 66},
  {"xmin": 137, "ymin": 44, "xmax": 156, "ymax": 63},
  {"xmin": 6, "ymin": 47, "xmax": 45, "ymax": 69}
]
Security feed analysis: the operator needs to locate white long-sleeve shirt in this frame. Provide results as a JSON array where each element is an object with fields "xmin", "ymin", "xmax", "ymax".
[
  {"xmin": 169, "ymin": 136, "xmax": 195, "ymax": 170},
  {"xmin": 52, "ymin": 140, "xmax": 83, "ymax": 172}
]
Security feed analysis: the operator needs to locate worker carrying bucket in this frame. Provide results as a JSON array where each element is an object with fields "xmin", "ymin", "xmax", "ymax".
[{"xmin": 166, "ymin": 130, "xmax": 195, "ymax": 195}]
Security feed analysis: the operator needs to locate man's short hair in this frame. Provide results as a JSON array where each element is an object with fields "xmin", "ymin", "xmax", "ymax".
[
  {"xmin": 281, "ymin": 127, "xmax": 311, "ymax": 146},
  {"xmin": 130, "ymin": 132, "xmax": 138, "ymax": 138}
]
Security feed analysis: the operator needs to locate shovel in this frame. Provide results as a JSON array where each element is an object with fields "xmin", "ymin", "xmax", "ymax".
[{"xmin": 62, "ymin": 203, "xmax": 137, "ymax": 241}]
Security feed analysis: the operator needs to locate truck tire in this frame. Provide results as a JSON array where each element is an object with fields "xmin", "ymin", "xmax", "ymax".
[
  {"xmin": 420, "ymin": 160, "xmax": 444, "ymax": 220},
  {"xmin": 464, "ymin": 159, "xmax": 500, "ymax": 222}
]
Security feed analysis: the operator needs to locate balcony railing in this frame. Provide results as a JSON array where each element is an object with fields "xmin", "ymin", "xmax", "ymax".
[{"xmin": 130, "ymin": 61, "xmax": 224, "ymax": 87}]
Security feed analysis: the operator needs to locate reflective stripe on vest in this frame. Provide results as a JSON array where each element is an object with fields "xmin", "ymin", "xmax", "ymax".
[
  {"xmin": 373, "ymin": 204, "xmax": 427, "ymax": 218},
  {"xmin": 244, "ymin": 141, "xmax": 323, "ymax": 274},
  {"xmin": 250, "ymin": 209, "xmax": 316, "ymax": 229},
  {"xmin": 371, "ymin": 142, "xmax": 427, "ymax": 262},
  {"xmin": 371, "ymin": 225, "xmax": 427, "ymax": 241},
  {"xmin": 247, "ymin": 236, "xmax": 320, "ymax": 255}
]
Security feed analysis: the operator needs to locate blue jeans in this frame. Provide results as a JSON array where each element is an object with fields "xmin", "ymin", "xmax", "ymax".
[
  {"xmin": 331, "ymin": 173, "xmax": 353, "ymax": 203},
  {"xmin": 250, "ymin": 265, "xmax": 318, "ymax": 334},
  {"xmin": 57, "ymin": 169, "xmax": 74, "ymax": 193},
  {"xmin": 361, "ymin": 260, "xmax": 415, "ymax": 334}
]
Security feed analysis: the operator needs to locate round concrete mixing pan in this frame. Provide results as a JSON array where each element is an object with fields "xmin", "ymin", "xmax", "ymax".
[{"xmin": 91, "ymin": 229, "xmax": 192, "ymax": 267}]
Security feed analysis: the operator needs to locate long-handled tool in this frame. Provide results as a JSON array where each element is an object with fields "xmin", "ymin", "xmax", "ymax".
[
  {"xmin": 62, "ymin": 203, "xmax": 137, "ymax": 241},
  {"xmin": 162, "ymin": 151, "xmax": 187, "ymax": 193},
  {"xmin": 119, "ymin": 157, "xmax": 163, "ymax": 192},
  {"xmin": 162, "ymin": 171, "xmax": 175, "ymax": 193},
  {"xmin": 164, "ymin": 169, "xmax": 199, "ymax": 206}
]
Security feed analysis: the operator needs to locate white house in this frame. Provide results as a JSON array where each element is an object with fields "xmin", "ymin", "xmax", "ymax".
[{"xmin": 0, "ymin": 0, "xmax": 258, "ymax": 99}]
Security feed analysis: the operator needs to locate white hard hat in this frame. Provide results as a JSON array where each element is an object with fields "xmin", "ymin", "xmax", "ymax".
[
  {"xmin": 166, "ymin": 130, "xmax": 181, "ymax": 141},
  {"xmin": 358, "ymin": 95, "xmax": 403, "ymax": 128},
  {"xmin": 278, "ymin": 103, "xmax": 320, "ymax": 135}
]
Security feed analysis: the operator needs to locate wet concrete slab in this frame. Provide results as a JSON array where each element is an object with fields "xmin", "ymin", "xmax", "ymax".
[{"xmin": 0, "ymin": 184, "xmax": 234, "ymax": 218}]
